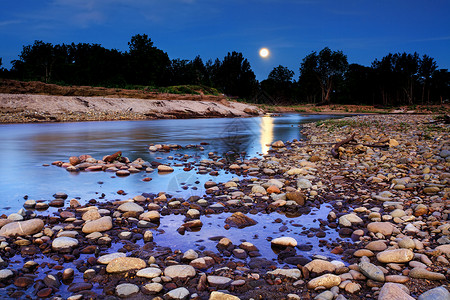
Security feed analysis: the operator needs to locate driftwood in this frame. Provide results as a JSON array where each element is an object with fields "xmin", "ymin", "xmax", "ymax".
[{"xmin": 331, "ymin": 134, "xmax": 356, "ymax": 159}]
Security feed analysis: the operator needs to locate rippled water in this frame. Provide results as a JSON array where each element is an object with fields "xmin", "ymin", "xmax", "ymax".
[{"xmin": 0, "ymin": 114, "xmax": 340, "ymax": 212}]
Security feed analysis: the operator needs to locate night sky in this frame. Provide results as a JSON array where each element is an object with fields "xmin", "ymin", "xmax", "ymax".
[{"xmin": 1, "ymin": 0, "xmax": 449, "ymax": 80}]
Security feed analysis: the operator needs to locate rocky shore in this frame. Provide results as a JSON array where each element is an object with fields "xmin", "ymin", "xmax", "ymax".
[{"xmin": 0, "ymin": 114, "xmax": 448, "ymax": 299}]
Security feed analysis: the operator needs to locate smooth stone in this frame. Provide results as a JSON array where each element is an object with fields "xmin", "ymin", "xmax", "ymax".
[
  {"xmin": 436, "ymin": 245, "xmax": 450, "ymax": 255},
  {"xmin": 97, "ymin": 253, "xmax": 126, "ymax": 264},
  {"xmin": 367, "ymin": 222, "xmax": 395, "ymax": 236},
  {"xmin": 339, "ymin": 214, "xmax": 363, "ymax": 227},
  {"xmin": 52, "ymin": 237, "xmax": 79, "ymax": 250},
  {"xmin": 398, "ymin": 237, "xmax": 415, "ymax": 249},
  {"xmin": 271, "ymin": 237, "xmax": 297, "ymax": 247},
  {"xmin": 117, "ymin": 202, "xmax": 144, "ymax": 213},
  {"xmin": 82, "ymin": 216, "xmax": 113, "ymax": 233},
  {"xmin": 0, "ymin": 219, "xmax": 44, "ymax": 237},
  {"xmin": 359, "ymin": 261, "xmax": 385, "ymax": 282},
  {"xmin": 409, "ymin": 268, "xmax": 446, "ymax": 280},
  {"xmin": 307, "ymin": 274, "xmax": 341, "ymax": 289},
  {"xmin": 378, "ymin": 283, "xmax": 414, "ymax": 300},
  {"xmin": 164, "ymin": 265, "xmax": 196, "ymax": 279},
  {"xmin": 251, "ymin": 185, "xmax": 267, "ymax": 195},
  {"xmin": 267, "ymin": 269, "xmax": 301, "ymax": 279},
  {"xmin": 183, "ymin": 249, "xmax": 198, "ymax": 260},
  {"xmin": 207, "ymin": 275, "xmax": 233, "ymax": 286},
  {"xmin": 209, "ymin": 291, "xmax": 241, "ymax": 300},
  {"xmin": 385, "ymin": 275, "xmax": 410, "ymax": 283},
  {"xmin": 418, "ymin": 286, "xmax": 450, "ymax": 300},
  {"xmin": 136, "ymin": 267, "xmax": 162, "ymax": 279},
  {"xmin": 0, "ymin": 269, "xmax": 13, "ymax": 280},
  {"xmin": 142, "ymin": 283, "xmax": 163, "ymax": 294},
  {"xmin": 116, "ymin": 283, "xmax": 139, "ymax": 298},
  {"xmin": 305, "ymin": 260, "xmax": 336, "ymax": 273},
  {"xmin": 106, "ymin": 257, "xmax": 146, "ymax": 273},
  {"xmin": 365, "ymin": 240, "xmax": 388, "ymax": 251},
  {"xmin": 158, "ymin": 165, "xmax": 174, "ymax": 172},
  {"xmin": 377, "ymin": 249, "xmax": 414, "ymax": 263},
  {"xmin": 354, "ymin": 249, "xmax": 375, "ymax": 257},
  {"xmin": 140, "ymin": 211, "xmax": 160, "ymax": 222},
  {"xmin": 297, "ymin": 179, "xmax": 312, "ymax": 189},
  {"xmin": 82, "ymin": 210, "xmax": 101, "ymax": 221},
  {"xmin": 165, "ymin": 287, "xmax": 189, "ymax": 300}
]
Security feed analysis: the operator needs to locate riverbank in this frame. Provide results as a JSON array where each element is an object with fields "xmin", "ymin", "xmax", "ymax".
[
  {"xmin": 0, "ymin": 93, "xmax": 262, "ymax": 123},
  {"xmin": 0, "ymin": 114, "xmax": 448, "ymax": 299}
]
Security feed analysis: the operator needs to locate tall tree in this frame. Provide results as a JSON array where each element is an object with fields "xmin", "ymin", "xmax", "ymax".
[
  {"xmin": 419, "ymin": 54, "xmax": 437, "ymax": 104},
  {"xmin": 261, "ymin": 65, "xmax": 295, "ymax": 103},
  {"xmin": 299, "ymin": 47, "xmax": 348, "ymax": 105},
  {"xmin": 127, "ymin": 34, "xmax": 170, "ymax": 86},
  {"xmin": 213, "ymin": 51, "xmax": 257, "ymax": 99},
  {"xmin": 12, "ymin": 40, "xmax": 56, "ymax": 82}
]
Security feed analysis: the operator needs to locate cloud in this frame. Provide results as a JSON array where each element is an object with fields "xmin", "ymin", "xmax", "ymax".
[{"xmin": 0, "ymin": 20, "xmax": 23, "ymax": 27}]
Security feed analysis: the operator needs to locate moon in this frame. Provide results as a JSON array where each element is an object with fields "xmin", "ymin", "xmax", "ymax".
[{"xmin": 259, "ymin": 48, "xmax": 269, "ymax": 58}]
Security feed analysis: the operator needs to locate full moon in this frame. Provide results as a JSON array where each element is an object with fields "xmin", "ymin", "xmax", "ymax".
[{"xmin": 259, "ymin": 48, "xmax": 269, "ymax": 58}]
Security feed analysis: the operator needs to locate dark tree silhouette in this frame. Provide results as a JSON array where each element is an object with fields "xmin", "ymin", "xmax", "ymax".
[
  {"xmin": 261, "ymin": 65, "xmax": 295, "ymax": 103},
  {"xmin": 299, "ymin": 47, "xmax": 348, "ymax": 105},
  {"xmin": 213, "ymin": 51, "xmax": 257, "ymax": 99},
  {"xmin": 127, "ymin": 34, "xmax": 170, "ymax": 86}
]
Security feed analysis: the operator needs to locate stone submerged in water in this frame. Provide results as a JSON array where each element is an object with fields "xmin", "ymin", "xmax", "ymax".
[
  {"xmin": 225, "ymin": 212, "xmax": 257, "ymax": 228},
  {"xmin": 0, "ymin": 218, "xmax": 44, "ymax": 237}
]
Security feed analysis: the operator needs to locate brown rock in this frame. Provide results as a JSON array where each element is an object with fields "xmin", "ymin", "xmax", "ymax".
[
  {"xmin": 286, "ymin": 192, "xmax": 305, "ymax": 205},
  {"xmin": 104, "ymin": 151, "xmax": 122, "ymax": 163},
  {"xmin": 377, "ymin": 249, "xmax": 414, "ymax": 263},
  {"xmin": 367, "ymin": 222, "xmax": 395, "ymax": 236},
  {"xmin": 106, "ymin": 257, "xmax": 146, "ymax": 273},
  {"xmin": 225, "ymin": 212, "xmax": 257, "ymax": 228},
  {"xmin": 14, "ymin": 276, "xmax": 34, "ymax": 288},
  {"xmin": 69, "ymin": 156, "xmax": 81, "ymax": 165}
]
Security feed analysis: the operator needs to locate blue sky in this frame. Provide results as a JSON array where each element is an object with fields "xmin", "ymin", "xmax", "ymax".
[{"xmin": 1, "ymin": 0, "xmax": 449, "ymax": 80}]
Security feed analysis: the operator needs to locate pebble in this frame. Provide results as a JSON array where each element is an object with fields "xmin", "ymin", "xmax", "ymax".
[
  {"xmin": 52, "ymin": 236, "xmax": 79, "ymax": 250},
  {"xmin": 164, "ymin": 265, "xmax": 196, "ymax": 279},
  {"xmin": 418, "ymin": 286, "xmax": 450, "ymax": 300},
  {"xmin": 136, "ymin": 267, "xmax": 162, "ymax": 279},
  {"xmin": 307, "ymin": 274, "xmax": 341, "ymax": 289},
  {"xmin": 82, "ymin": 216, "xmax": 113, "ymax": 233},
  {"xmin": 408, "ymin": 268, "xmax": 446, "ymax": 280},
  {"xmin": 376, "ymin": 249, "xmax": 414, "ymax": 263},
  {"xmin": 165, "ymin": 287, "xmax": 190, "ymax": 300},
  {"xmin": 106, "ymin": 257, "xmax": 146, "ymax": 273},
  {"xmin": 378, "ymin": 282, "xmax": 414, "ymax": 300},
  {"xmin": 271, "ymin": 237, "xmax": 297, "ymax": 247},
  {"xmin": 116, "ymin": 283, "xmax": 139, "ymax": 298}
]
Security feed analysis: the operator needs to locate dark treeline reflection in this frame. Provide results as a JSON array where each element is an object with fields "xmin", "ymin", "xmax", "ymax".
[{"xmin": 0, "ymin": 35, "xmax": 448, "ymax": 106}]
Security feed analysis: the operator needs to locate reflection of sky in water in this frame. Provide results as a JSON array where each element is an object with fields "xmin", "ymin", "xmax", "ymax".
[{"xmin": 0, "ymin": 114, "xmax": 342, "ymax": 212}]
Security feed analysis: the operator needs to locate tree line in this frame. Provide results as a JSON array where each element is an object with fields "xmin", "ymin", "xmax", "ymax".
[{"xmin": 1, "ymin": 34, "xmax": 448, "ymax": 106}]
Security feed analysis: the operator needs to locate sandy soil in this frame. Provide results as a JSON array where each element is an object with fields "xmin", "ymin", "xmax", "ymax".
[{"xmin": 0, "ymin": 93, "xmax": 261, "ymax": 123}]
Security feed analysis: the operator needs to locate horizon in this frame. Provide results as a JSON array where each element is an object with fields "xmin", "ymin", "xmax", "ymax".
[{"xmin": 1, "ymin": 1, "xmax": 450, "ymax": 81}]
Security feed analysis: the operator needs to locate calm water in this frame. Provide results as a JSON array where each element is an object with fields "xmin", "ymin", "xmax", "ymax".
[
  {"xmin": 0, "ymin": 114, "xmax": 340, "ymax": 212},
  {"xmin": 0, "ymin": 114, "xmax": 351, "ymax": 298}
]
